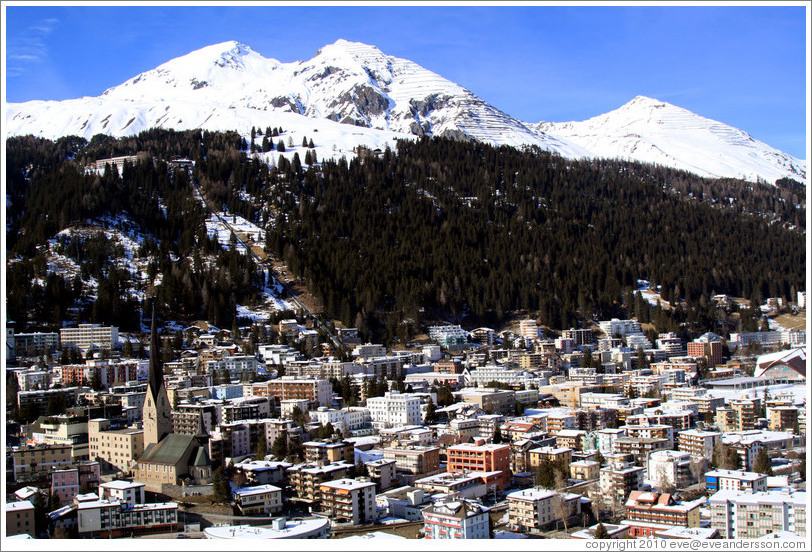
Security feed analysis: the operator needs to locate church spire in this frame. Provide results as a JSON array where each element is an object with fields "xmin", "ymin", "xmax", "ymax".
[{"xmin": 148, "ymin": 300, "xmax": 165, "ymax": 402}]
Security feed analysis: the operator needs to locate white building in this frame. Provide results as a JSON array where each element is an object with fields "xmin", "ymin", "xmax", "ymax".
[
  {"xmin": 234, "ymin": 484, "xmax": 283, "ymax": 515},
  {"xmin": 507, "ymin": 487, "xmax": 581, "ymax": 534},
  {"xmin": 598, "ymin": 319, "xmax": 642, "ymax": 338},
  {"xmin": 677, "ymin": 429, "xmax": 722, "ymax": 460},
  {"xmin": 705, "ymin": 469, "xmax": 768, "ymax": 493},
  {"xmin": 597, "ymin": 428, "xmax": 628, "ymax": 455},
  {"xmin": 60, "ymin": 324, "xmax": 118, "ymax": 352},
  {"xmin": 366, "ymin": 392, "xmax": 423, "ymax": 430},
  {"xmin": 98, "ymin": 480, "xmax": 145, "ymax": 507},
  {"xmin": 423, "ymin": 498, "xmax": 490, "ymax": 539},
  {"xmin": 709, "ymin": 489, "xmax": 806, "ymax": 538},
  {"xmin": 646, "ymin": 450, "xmax": 693, "ymax": 490}
]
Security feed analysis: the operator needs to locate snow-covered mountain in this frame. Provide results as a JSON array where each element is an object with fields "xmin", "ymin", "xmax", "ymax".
[
  {"xmin": 5, "ymin": 40, "xmax": 806, "ymax": 184},
  {"xmin": 533, "ymin": 95, "xmax": 806, "ymax": 184}
]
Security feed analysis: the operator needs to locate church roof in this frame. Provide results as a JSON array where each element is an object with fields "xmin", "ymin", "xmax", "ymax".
[{"xmin": 139, "ymin": 433, "xmax": 197, "ymax": 465}]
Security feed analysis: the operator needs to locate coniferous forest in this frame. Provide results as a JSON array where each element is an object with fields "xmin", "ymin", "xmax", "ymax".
[{"xmin": 5, "ymin": 130, "xmax": 805, "ymax": 343}]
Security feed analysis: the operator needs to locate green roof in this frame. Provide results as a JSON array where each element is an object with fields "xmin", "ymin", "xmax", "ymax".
[{"xmin": 139, "ymin": 434, "xmax": 196, "ymax": 465}]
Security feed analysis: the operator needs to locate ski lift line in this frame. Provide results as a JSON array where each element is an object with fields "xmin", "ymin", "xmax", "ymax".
[{"xmin": 190, "ymin": 176, "xmax": 342, "ymax": 349}]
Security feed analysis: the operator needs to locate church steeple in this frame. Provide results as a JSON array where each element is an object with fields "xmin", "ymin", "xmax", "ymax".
[
  {"xmin": 142, "ymin": 300, "xmax": 173, "ymax": 447},
  {"xmin": 148, "ymin": 302, "xmax": 165, "ymax": 402}
]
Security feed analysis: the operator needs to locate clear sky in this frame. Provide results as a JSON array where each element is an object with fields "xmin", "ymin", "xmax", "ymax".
[{"xmin": 3, "ymin": 3, "xmax": 809, "ymax": 159}]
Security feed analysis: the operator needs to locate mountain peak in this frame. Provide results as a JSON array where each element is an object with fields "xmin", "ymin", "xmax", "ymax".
[{"xmin": 625, "ymin": 95, "xmax": 669, "ymax": 109}]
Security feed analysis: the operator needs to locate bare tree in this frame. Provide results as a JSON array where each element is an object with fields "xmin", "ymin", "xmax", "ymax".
[
  {"xmin": 689, "ymin": 458, "xmax": 708, "ymax": 487},
  {"xmin": 552, "ymin": 492, "xmax": 570, "ymax": 534}
]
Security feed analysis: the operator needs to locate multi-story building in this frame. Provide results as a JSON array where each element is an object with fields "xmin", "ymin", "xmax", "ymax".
[
  {"xmin": 428, "ymin": 325, "xmax": 469, "ymax": 347},
  {"xmin": 5, "ymin": 501, "xmax": 35, "ymax": 537},
  {"xmin": 647, "ymin": 450, "xmax": 693, "ymax": 490},
  {"xmin": 13, "ymin": 331, "xmax": 60, "ymax": 356},
  {"xmin": 507, "ymin": 487, "xmax": 582, "ymax": 534},
  {"xmin": 705, "ymin": 469, "xmax": 768, "ymax": 493},
  {"xmin": 709, "ymin": 489, "xmax": 807, "ymax": 538},
  {"xmin": 612, "ymin": 437, "xmax": 670, "ymax": 469},
  {"xmin": 623, "ymin": 491, "xmax": 703, "ymax": 538},
  {"xmin": 423, "ymin": 498, "xmax": 490, "ymax": 539},
  {"xmin": 597, "ymin": 428, "xmax": 628, "ymax": 455},
  {"xmin": 60, "ymin": 324, "xmax": 118, "ymax": 352},
  {"xmin": 75, "ymin": 494, "xmax": 178, "ymax": 538},
  {"xmin": 415, "ymin": 471, "xmax": 487, "ymax": 499},
  {"xmin": 366, "ymin": 391, "xmax": 423, "ymax": 429},
  {"xmin": 303, "ymin": 439, "xmax": 354, "ymax": 465},
  {"xmin": 365, "ymin": 458, "xmax": 397, "ymax": 492},
  {"xmin": 454, "ymin": 388, "xmax": 516, "ymax": 416},
  {"xmin": 318, "ymin": 478, "xmax": 377, "ymax": 525},
  {"xmin": 716, "ymin": 398, "xmax": 761, "ymax": 432},
  {"xmin": 687, "ymin": 339, "xmax": 723, "ymax": 367},
  {"xmin": 518, "ymin": 319, "xmax": 540, "ymax": 341},
  {"xmin": 624, "ymin": 424, "xmax": 674, "ymax": 448},
  {"xmin": 562, "ymin": 328, "xmax": 595, "ymax": 347},
  {"xmin": 529, "ymin": 446, "xmax": 573, "ymax": 468},
  {"xmin": 233, "ymin": 484, "xmax": 283, "ymax": 515},
  {"xmin": 767, "ymin": 406, "xmax": 799, "ymax": 433},
  {"xmin": 599, "ymin": 319, "xmax": 642, "ymax": 338},
  {"xmin": 677, "ymin": 429, "xmax": 722, "ymax": 460},
  {"xmin": 51, "ymin": 461, "xmax": 101, "ymax": 505},
  {"xmin": 220, "ymin": 396, "xmax": 273, "ymax": 423},
  {"xmin": 172, "ymin": 403, "xmax": 217, "ymax": 436},
  {"xmin": 10, "ymin": 444, "xmax": 73, "ymax": 480},
  {"xmin": 446, "ymin": 442, "xmax": 511, "ymax": 490},
  {"xmin": 600, "ymin": 459, "xmax": 646, "ymax": 508},
  {"xmin": 88, "ymin": 419, "xmax": 144, "ymax": 473},
  {"xmin": 288, "ymin": 462, "xmax": 352, "ymax": 501},
  {"xmin": 250, "ymin": 377, "xmax": 332, "ymax": 407},
  {"xmin": 555, "ymin": 429, "xmax": 587, "ymax": 451},
  {"xmin": 570, "ymin": 460, "xmax": 600, "ymax": 482}
]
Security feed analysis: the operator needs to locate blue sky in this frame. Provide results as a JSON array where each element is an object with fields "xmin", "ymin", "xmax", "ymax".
[{"xmin": 3, "ymin": 4, "xmax": 808, "ymax": 159}]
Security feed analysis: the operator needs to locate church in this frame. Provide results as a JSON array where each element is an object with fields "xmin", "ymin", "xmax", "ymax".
[{"xmin": 134, "ymin": 305, "xmax": 212, "ymax": 492}]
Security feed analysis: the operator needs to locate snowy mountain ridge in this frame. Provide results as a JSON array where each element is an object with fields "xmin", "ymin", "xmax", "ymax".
[{"xmin": 5, "ymin": 39, "xmax": 806, "ymax": 185}]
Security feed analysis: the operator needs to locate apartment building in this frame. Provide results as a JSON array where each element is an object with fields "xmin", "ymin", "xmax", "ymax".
[
  {"xmin": 705, "ymin": 469, "xmax": 768, "ymax": 493},
  {"xmin": 233, "ymin": 484, "xmax": 283, "ymax": 515},
  {"xmin": 172, "ymin": 403, "xmax": 217, "ymax": 436},
  {"xmin": 288, "ymin": 462, "xmax": 352, "ymax": 501},
  {"xmin": 303, "ymin": 439, "xmax": 354, "ymax": 464},
  {"xmin": 507, "ymin": 487, "xmax": 582, "ymax": 534},
  {"xmin": 529, "ymin": 446, "xmax": 573, "ymax": 468},
  {"xmin": 250, "ymin": 377, "xmax": 332, "ymax": 407},
  {"xmin": 687, "ymin": 339, "xmax": 723, "ymax": 367},
  {"xmin": 423, "ymin": 498, "xmax": 490, "ymax": 539},
  {"xmin": 415, "ymin": 471, "xmax": 487, "ymax": 499},
  {"xmin": 570, "ymin": 460, "xmax": 600, "ymax": 482},
  {"xmin": 623, "ymin": 491, "xmax": 703, "ymax": 538},
  {"xmin": 75, "ymin": 495, "xmax": 178, "ymax": 538},
  {"xmin": 562, "ymin": 328, "xmax": 595, "ymax": 346},
  {"xmin": 6, "ymin": 501, "xmax": 35, "ymax": 537},
  {"xmin": 454, "ymin": 388, "xmax": 516, "ymax": 416},
  {"xmin": 446, "ymin": 442, "xmax": 511, "ymax": 490},
  {"xmin": 612, "ymin": 437, "xmax": 670, "ymax": 468},
  {"xmin": 677, "ymin": 429, "xmax": 722, "ymax": 460},
  {"xmin": 624, "ymin": 424, "xmax": 675, "ymax": 447},
  {"xmin": 318, "ymin": 478, "xmax": 377, "ymax": 525},
  {"xmin": 60, "ymin": 324, "xmax": 118, "ymax": 352},
  {"xmin": 366, "ymin": 391, "xmax": 423, "ymax": 429},
  {"xmin": 767, "ymin": 406, "xmax": 799, "ymax": 433},
  {"xmin": 50, "ymin": 461, "xmax": 101, "ymax": 505},
  {"xmin": 10, "ymin": 444, "xmax": 73, "ymax": 480},
  {"xmin": 597, "ymin": 428, "xmax": 628, "ymax": 455},
  {"xmin": 647, "ymin": 450, "xmax": 693, "ymax": 490},
  {"xmin": 709, "ymin": 489, "xmax": 807, "ymax": 538},
  {"xmin": 600, "ymin": 459, "xmax": 646, "ymax": 507},
  {"xmin": 88, "ymin": 419, "xmax": 144, "ymax": 473},
  {"xmin": 716, "ymin": 398, "xmax": 761, "ymax": 432}
]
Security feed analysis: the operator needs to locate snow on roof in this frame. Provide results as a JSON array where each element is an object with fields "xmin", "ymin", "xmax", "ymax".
[{"xmin": 6, "ymin": 500, "xmax": 35, "ymax": 512}]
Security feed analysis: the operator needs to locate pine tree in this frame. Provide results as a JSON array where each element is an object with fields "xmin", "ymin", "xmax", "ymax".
[
  {"xmin": 753, "ymin": 448, "xmax": 773, "ymax": 475},
  {"xmin": 593, "ymin": 523, "xmax": 609, "ymax": 539}
]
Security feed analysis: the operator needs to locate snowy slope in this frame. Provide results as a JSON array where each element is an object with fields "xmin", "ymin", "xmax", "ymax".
[
  {"xmin": 533, "ymin": 96, "xmax": 806, "ymax": 184},
  {"xmin": 5, "ymin": 41, "xmax": 806, "ymax": 184}
]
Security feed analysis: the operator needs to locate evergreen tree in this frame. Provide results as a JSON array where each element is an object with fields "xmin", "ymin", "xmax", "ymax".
[
  {"xmin": 271, "ymin": 435, "xmax": 288, "ymax": 459},
  {"xmin": 212, "ymin": 466, "xmax": 230, "ymax": 503},
  {"xmin": 424, "ymin": 399, "xmax": 439, "ymax": 425},
  {"xmin": 593, "ymin": 523, "xmax": 609, "ymax": 539},
  {"xmin": 256, "ymin": 437, "xmax": 267, "ymax": 461},
  {"xmin": 753, "ymin": 448, "xmax": 773, "ymax": 475}
]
